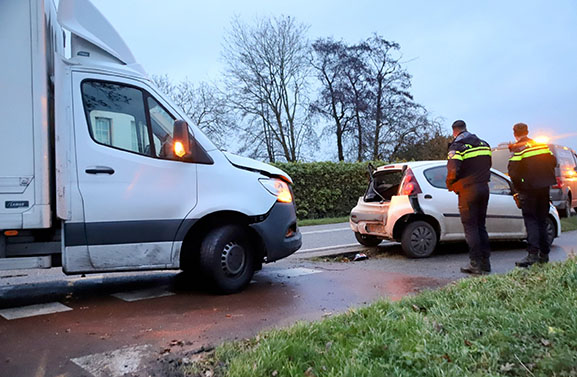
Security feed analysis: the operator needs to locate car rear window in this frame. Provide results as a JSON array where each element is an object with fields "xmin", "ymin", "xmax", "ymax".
[{"xmin": 364, "ymin": 170, "xmax": 404, "ymax": 202}]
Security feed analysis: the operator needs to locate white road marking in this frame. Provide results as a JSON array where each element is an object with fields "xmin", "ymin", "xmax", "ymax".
[
  {"xmin": 297, "ymin": 243, "xmax": 362, "ymax": 254},
  {"xmin": 301, "ymin": 227, "xmax": 350, "ymax": 235},
  {"xmin": 0, "ymin": 302, "xmax": 73, "ymax": 320},
  {"xmin": 71, "ymin": 344, "xmax": 154, "ymax": 377},
  {"xmin": 111, "ymin": 287, "xmax": 175, "ymax": 302},
  {"xmin": 265, "ymin": 267, "xmax": 322, "ymax": 278}
]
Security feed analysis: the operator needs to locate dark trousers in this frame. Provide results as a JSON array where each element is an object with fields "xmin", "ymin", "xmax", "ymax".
[
  {"xmin": 458, "ymin": 183, "xmax": 490, "ymax": 261},
  {"xmin": 519, "ymin": 187, "xmax": 550, "ymax": 254}
]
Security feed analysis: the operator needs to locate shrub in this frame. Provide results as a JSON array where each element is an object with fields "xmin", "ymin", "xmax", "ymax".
[{"xmin": 273, "ymin": 161, "xmax": 385, "ymax": 219}]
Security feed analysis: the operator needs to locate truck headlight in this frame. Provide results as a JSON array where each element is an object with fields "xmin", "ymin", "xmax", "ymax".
[{"xmin": 259, "ymin": 178, "xmax": 293, "ymax": 203}]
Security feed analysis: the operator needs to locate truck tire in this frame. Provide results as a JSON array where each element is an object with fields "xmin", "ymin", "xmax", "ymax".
[
  {"xmin": 401, "ymin": 221, "xmax": 437, "ymax": 258},
  {"xmin": 199, "ymin": 225, "xmax": 255, "ymax": 294},
  {"xmin": 354, "ymin": 232, "xmax": 382, "ymax": 247}
]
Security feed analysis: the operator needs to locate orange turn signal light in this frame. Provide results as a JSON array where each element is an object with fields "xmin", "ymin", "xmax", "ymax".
[
  {"xmin": 174, "ymin": 141, "xmax": 186, "ymax": 157},
  {"xmin": 4, "ymin": 230, "xmax": 18, "ymax": 236},
  {"xmin": 259, "ymin": 178, "xmax": 293, "ymax": 203}
]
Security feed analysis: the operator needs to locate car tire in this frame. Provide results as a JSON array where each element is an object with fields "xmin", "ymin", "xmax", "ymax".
[
  {"xmin": 354, "ymin": 232, "xmax": 382, "ymax": 247},
  {"xmin": 401, "ymin": 221, "xmax": 438, "ymax": 258},
  {"xmin": 545, "ymin": 216, "xmax": 556, "ymax": 247},
  {"xmin": 559, "ymin": 196, "xmax": 571, "ymax": 218},
  {"xmin": 199, "ymin": 225, "xmax": 255, "ymax": 294}
]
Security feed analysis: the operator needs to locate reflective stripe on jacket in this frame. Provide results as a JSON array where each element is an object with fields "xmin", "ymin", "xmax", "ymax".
[
  {"xmin": 507, "ymin": 137, "xmax": 556, "ymax": 191},
  {"xmin": 446, "ymin": 131, "xmax": 492, "ymax": 193}
]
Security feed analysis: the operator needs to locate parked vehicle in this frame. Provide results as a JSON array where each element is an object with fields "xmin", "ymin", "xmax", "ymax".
[
  {"xmin": 349, "ymin": 161, "xmax": 561, "ymax": 258},
  {"xmin": 0, "ymin": 0, "xmax": 301, "ymax": 293},
  {"xmin": 492, "ymin": 142, "xmax": 577, "ymax": 217}
]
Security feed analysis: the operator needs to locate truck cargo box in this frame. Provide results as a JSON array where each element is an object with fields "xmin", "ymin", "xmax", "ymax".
[{"xmin": 0, "ymin": 0, "xmax": 60, "ymax": 230}]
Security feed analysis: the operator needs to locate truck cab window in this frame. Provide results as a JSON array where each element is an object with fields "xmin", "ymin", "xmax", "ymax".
[
  {"xmin": 81, "ymin": 81, "xmax": 152, "ymax": 156},
  {"xmin": 147, "ymin": 97, "xmax": 177, "ymax": 159}
]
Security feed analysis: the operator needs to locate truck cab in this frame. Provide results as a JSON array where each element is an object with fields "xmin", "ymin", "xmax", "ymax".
[{"xmin": 0, "ymin": 0, "xmax": 301, "ymax": 293}]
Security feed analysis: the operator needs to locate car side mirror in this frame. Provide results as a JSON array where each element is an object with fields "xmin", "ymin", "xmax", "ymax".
[{"xmin": 172, "ymin": 120, "xmax": 193, "ymax": 160}]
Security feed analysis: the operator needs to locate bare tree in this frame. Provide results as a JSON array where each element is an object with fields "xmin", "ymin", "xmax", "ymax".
[
  {"xmin": 311, "ymin": 39, "xmax": 354, "ymax": 161},
  {"xmin": 222, "ymin": 15, "xmax": 315, "ymax": 162},
  {"xmin": 152, "ymin": 75, "xmax": 234, "ymax": 149}
]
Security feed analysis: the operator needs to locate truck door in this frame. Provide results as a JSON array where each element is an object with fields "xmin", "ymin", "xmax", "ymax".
[{"xmin": 71, "ymin": 73, "xmax": 198, "ymax": 270}]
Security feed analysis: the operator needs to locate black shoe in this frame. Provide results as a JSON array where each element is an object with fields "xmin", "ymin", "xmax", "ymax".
[
  {"xmin": 516, "ymin": 252, "xmax": 539, "ymax": 268},
  {"xmin": 538, "ymin": 252, "xmax": 549, "ymax": 264},
  {"xmin": 461, "ymin": 262, "xmax": 488, "ymax": 275}
]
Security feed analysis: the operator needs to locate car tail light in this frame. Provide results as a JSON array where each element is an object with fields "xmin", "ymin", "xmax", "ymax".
[
  {"xmin": 552, "ymin": 177, "xmax": 563, "ymax": 189},
  {"xmin": 399, "ymin": 168, "xmax": 422, "ymax": 196}
]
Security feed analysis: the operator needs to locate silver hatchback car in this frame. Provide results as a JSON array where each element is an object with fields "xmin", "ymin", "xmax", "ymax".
[{"xmin": 349, "ymin": 161, "xmax": 561, "ymax": 258}]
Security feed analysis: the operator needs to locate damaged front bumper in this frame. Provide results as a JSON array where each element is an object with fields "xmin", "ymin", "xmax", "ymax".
[{"xmin": 250, "ymin": 201, "xmax": 302, "ymax": 263}]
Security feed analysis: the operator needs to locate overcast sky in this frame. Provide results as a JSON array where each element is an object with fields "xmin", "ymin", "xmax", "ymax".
[{"xmin": 91, "ymin": 0, "xmax": 577, "ymax": 152}]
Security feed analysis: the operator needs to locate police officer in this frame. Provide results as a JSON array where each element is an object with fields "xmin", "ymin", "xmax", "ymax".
[
  {"xmin": 508, "ymin": 123, "xmax": 557, "ymax": 267},
  {"xmin": 446, "ymin": 120, "xmax": 492, "ymax": 275}
]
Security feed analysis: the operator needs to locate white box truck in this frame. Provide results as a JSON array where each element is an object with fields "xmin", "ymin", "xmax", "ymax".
[{"xmin": 0, "ymin": 0, "xmax": 302, "ymax": 293}]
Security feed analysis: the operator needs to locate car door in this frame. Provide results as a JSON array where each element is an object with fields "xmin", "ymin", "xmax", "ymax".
[
  {"xmin": 71, "ymin": 74, "xmax": 198, "ymax": 270},
  {"xmin": 486, "ymin": 172, "xmax": 525, "ymax": 238},
  {"xmin": 420, "ymin": 166, "xmax": 462, "ymax": 237}
]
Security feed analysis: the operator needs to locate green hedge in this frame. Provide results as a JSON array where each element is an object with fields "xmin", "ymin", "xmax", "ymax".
[{"xmin": 272, "ymin": 161, "xmax": 385, "ymax": 220}]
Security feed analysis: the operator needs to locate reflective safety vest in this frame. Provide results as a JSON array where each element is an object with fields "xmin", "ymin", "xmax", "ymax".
[
  {"xmin": 508, "ymin": 138, "xmax": 556, "ymax": 191},
  {"xmin": 448, "ymin": 145, "xmax": 492, "ymax": 161},
  {"xmin": 446, "ymin": 132, "xmax": 492, "ymax": 193}
]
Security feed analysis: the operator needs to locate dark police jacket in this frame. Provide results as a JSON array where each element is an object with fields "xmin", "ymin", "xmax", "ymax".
[
  {"xmin": 446, "ymin": 131, "xmax": 492, "ymax": 193},
  {"xmin": 507, "ymin": 137, "xmax": 556, "ymax": 192}
]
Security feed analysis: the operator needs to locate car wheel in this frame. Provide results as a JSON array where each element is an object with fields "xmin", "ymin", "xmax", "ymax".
[
  {"xmin": 401, "ymin": 221, "xmax": 437, "ymax": 258},
  {"xmin": 199, "ymin": 225, "xmax": 255, "ymax": 294},
  {"xmin": 545, "ymin": 216, "xmax": 556, "ymax": 247},
  {"xmin": 559, "ymin": 197, "xmax": 571, "ymax": 218},
  {"xmin": 354, "ymin": 232, "xmax": 382, "ymax": 247}
]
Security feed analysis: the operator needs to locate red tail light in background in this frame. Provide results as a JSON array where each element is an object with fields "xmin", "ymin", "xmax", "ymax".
[
  {"xmin": 552, "ymin": 177, "xmax": 563, "ymax": 189},
  {"xmin": 399, "ymin": 168, "xmax": 422, "ymax": 196}
]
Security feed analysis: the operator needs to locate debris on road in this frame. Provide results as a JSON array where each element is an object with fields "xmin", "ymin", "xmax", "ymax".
[{"xmin": 353, "ymin": 253, "xmax": 368, "ymax": 261}]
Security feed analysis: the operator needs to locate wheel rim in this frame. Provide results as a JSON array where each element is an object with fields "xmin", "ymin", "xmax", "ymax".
[
  {"xmin": 410, "ymin": 225, "xmax": 435, "ymax": 255},
  {"xmin": 221, "ymin": 241, "xmax": 246, "ymax": 276}
]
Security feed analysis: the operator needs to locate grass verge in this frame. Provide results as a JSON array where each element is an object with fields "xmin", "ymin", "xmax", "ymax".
[
  {"xmin": 298, "ymin": 216, "xmax": 349, "ymax": 227},
  {"xmin": 184, "ymin": 259, "xmax": 577, "ymax": 377},
  {"xmin": 561, "ymin": 215, "xmax": 577, "ymax": 232}
]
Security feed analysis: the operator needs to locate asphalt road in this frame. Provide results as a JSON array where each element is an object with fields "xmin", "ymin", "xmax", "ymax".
[{"xmin": 0, "ymin": 224, "xmax": 575, "ymax": 377}]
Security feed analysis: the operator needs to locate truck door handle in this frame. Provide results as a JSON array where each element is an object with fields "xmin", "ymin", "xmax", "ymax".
[
  {"xmin": 85, "ymin": 166, "xmax": 115, "ymax": 175},
  {"xmin": 424, "ymin": 194, "xmax": 433, "ymax": 199}
]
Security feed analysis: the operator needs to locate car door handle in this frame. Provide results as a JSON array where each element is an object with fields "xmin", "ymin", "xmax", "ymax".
[
  {"xmin": 85, "ymin": 166, "xmax": 115, "ymax": 175},
  {"xmin": 424, "ymin": 194, "xmax": 433, "ymax": 199}
]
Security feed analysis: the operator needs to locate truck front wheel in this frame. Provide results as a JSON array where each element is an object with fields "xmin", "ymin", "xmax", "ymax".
[{"xmin": 199, "ymin": 225, "xmax": 255, "ymax": 294}]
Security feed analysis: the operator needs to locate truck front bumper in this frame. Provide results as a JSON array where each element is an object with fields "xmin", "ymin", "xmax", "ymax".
[{"xmin": 250, "ymin": 201, "xmax": 302, "ymax": 262}]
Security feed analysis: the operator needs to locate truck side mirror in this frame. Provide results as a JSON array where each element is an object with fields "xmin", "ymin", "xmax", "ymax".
[{"xmin": 172, "ymin": 120, "xmax": 192, "ymax": 159}]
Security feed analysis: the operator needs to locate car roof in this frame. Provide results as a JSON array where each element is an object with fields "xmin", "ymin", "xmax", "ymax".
[
  {"xmin": 375, "ymin": 160, "xmax": 445, "ymax": 171},
  {"xmin": 375, "ymin": 160, "xmax": 511, "ymax": 180}
]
